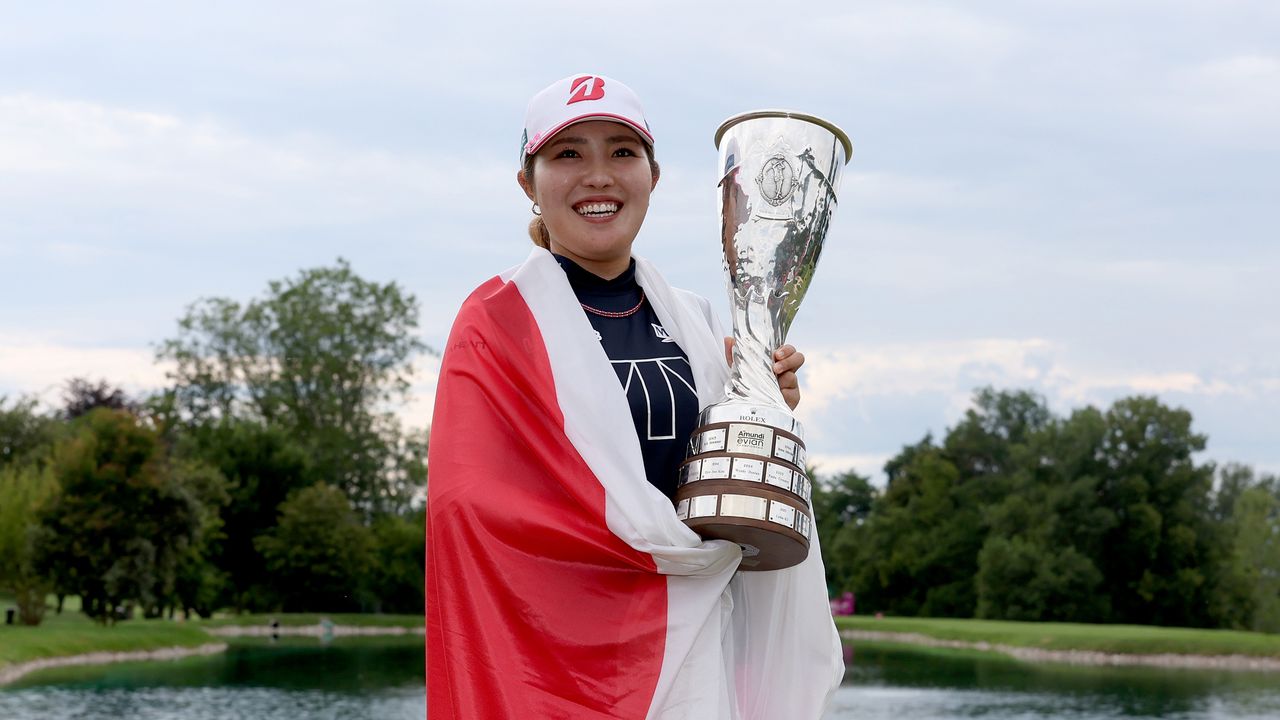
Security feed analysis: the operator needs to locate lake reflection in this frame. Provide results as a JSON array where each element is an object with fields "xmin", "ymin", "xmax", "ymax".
[
  {"xmin": 828, "ymin": 640, "xmax": 1280, "ymax": 720},
  {"xmin": 4, "ymin": 636, "xmax": 1280, "ymax": 719},
  {"xmin": 0, "ymin": 638, "xmax": 427, "ymax": 720}
]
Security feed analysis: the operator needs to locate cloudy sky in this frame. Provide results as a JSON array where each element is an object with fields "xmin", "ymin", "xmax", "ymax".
[{"xmin": 2, "ymin": 1, "xmax": 1276, "ymax": 481}]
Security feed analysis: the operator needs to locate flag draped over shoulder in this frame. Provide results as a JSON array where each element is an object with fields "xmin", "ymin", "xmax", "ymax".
[{"xmin": 426, "ymin": 248, "xmax": 842, "ymax": 720}]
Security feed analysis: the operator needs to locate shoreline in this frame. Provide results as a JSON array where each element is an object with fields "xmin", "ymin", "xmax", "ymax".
[
  {"xmin": 1, "ymin": 622, "xmax": 425, "ymax": 688},
  {"xmin": 206, "ymin": 624, "xmax": 424, "ymax": 637},
  {"xmin": 0, "ymin": 643, "xmax": 227, "ymax": 687},
  {"xmin": 841, "ymin": 629, "xmax": 1280, "ymax": 672}
]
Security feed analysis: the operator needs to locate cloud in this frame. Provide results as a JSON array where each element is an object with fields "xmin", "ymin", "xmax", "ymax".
[
  {"xmin": 807, "ymin": 451, "xmax": 894, "ymax": 481},
  {"xmin": 400, "ymin": 356, "xmax": 442, "ymax": 431},
  {"xmin": 1166, "ymin": 53, "xmax": 1280, "ymax": 146},
  {"xmin": 0, "ymin": 335, "xmax": 170, "ymax": 406},
  {"xmin": 797, "ymin": 338, "xmax": 1054, "ymax": 418},
  {"xmin": 819, "ymin": 3, "xmax": 1023, "ymax": 67},
  {"xmin": 0, "ymin": 94, "xmax": 512, "ymax": 245},
  {"xmin": 0, "ymin": 334, "xmax": 442, "ymax": 433},
  {"xmin": 797, "ymin": 337, "xmax": 1279, "ymax": 426}
]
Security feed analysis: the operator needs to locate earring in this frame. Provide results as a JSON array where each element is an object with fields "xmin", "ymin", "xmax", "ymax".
[{"xmin": 531, "ymin": 203, "xmax": 541, "ymax": 216}]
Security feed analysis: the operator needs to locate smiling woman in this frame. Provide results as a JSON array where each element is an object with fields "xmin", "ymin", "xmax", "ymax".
[{"xmin": 424, "ymin": 74, "xmax": 837, "ymax": 720}]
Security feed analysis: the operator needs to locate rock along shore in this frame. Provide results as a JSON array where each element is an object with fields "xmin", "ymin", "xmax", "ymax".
[
  {"xmin": 841, "ymin": 629, "xmax": 1280, "ymax": 672},
  {"xmin": 0, "ymin": 643, "xmax": 228, "ymax": 687}
]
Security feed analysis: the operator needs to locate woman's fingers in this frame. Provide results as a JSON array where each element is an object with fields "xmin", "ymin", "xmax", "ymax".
[
  {"xmin": 773, "ymin": 345, "xmax": 805, "ymax": 375},
  {"xmin": 774, "ymin": 345, "xmax": 804, "ymax": 410}
]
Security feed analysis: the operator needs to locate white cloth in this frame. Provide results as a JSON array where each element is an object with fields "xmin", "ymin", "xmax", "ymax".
[{"xmin": 507, "ymin": 247, "xmax": 843, "ymax": 719}]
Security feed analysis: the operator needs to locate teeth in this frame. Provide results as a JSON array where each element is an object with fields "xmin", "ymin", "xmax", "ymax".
[{"xmin": 577, "ymin": 202, "xmax": 619, "ymax": 216}]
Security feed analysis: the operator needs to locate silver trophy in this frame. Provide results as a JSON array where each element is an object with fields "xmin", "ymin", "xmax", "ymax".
[{"xmin": 675, "ymin": 111, "xmax": 852, "ymax": 571}]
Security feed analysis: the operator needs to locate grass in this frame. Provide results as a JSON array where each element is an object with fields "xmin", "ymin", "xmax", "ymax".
[
  {"xmin": 0, "ymin": 606, "xmax": 212, "ymax": 670},
  {"xmin": 836, "ymin": 615, "xmax": 1280, "ymax": 658},
  {"xmin": 0, "ymin": 594, "xmax": 420, "ymax": 674}
]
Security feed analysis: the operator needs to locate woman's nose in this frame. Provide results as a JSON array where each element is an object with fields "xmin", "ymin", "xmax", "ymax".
[{"xmin": 581, "ymin": 157, "xmax": 613, "ymax": 188}]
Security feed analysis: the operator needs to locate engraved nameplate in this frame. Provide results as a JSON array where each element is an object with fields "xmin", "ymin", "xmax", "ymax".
[
  {"xmin": 765, "ymin": 464, "xmax": 793, "ymax": 490},
  {"xmin": 774, "ymin": 436, "xmax": 797, "ymax": 464},
  {"xmin": 720, "ymin": 494, "xmax": 768, "ymax": 521},
  {"xmin": 701, "ymin": 457, "xmax": 731, "ymax": 480},
  {"xmin": 727, "ymin": 423, "xmax": 774, "ymax": 457},
  {"xmin": 700, "ymin": 429, "xmax": 727, "ymax": 453},
  {"xmin": 731, "ymin": 458, "xmax": 765, "ymax": 482},
  {"xmin": 768, "ymin": 501, "xmax": 797, "ymax": 528}
]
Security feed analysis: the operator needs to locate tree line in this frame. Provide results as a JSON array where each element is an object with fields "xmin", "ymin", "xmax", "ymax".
[
  {"xmin": 813, "ymin": 388, "xmax": 1280, "ymax": 633},
  {"xmin": 4, "ymin": 260, "xmax": 1277, "ymax": 634},
  {"xmin": 0, "ymin": 260, "xmax": 428, "ymax": 625}
]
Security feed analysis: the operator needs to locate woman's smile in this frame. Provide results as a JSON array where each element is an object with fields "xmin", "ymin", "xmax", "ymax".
[{"xmin": 575, "ymin": 199, "xmax": 621, "ymax": 219}]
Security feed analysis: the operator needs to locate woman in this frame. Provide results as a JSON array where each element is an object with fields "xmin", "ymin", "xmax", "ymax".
[{"xmin": 426, "ymin": 74, "xmax": 842, "ymax": 720}]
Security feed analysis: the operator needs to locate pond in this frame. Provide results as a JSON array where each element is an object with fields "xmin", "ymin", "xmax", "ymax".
[
  {"xmin": 828, "ymin": 640, "xmax": 1280, "ymax": 720},
  {"xmin": 3, "ymin": 636, "xmax": 1279, "ymax": 719},
  {"xmin": 0, "ymin": 637, "xmax": 426, "ymax": 720}
]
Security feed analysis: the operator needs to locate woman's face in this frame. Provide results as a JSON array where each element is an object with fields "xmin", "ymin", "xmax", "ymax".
[{"xmin": 519, "ymin": 120, "xmax": 658, "ymax": 279}]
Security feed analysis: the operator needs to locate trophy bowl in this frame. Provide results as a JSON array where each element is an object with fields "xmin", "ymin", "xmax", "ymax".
[{"xmin": 674, "ymin": 110, "xmax": 852, "ymax": 571}]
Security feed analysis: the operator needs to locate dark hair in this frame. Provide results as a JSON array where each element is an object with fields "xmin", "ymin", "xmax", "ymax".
[{"xmin": 521, "ymin": 142, "xmax": 659, "ymax": 250}]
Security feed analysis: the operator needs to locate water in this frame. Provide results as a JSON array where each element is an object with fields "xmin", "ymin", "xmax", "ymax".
[
  {"xmin": 0, "ymin": 637, "xmax": 426, "ymax": 720},
  {"xmin": 3, "ymin": 636, "xmax": 1279, "ymax": 719},
  {"xmin": 826, "ymin": 641, "xmax": 1280, "ymax": 719}
]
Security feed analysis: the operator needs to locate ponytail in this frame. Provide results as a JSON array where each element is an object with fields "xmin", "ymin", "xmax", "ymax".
[{"xmin": 528, "ymin": 215, "xmax": 551, "ymax": 249}]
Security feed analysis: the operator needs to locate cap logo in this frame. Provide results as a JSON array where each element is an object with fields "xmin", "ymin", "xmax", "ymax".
[{"xmin": 567, "ymin": 75, "xmax": 606, "ymax": 105}]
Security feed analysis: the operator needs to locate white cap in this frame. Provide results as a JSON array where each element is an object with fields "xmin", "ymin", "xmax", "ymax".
[{"xmin": 521, "ymin": 74, "xmax": 654, "ymax": 159}]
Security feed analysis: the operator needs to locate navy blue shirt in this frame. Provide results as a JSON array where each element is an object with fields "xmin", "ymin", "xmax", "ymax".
[{"xmin": 555, "ymin": 255, "xmax": 700, "ymax": 501}]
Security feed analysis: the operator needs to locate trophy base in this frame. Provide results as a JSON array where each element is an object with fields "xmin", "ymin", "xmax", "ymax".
[
  {"xmin": 677, "ymin": 480, "xmax": 811, "ymax": 571},
  {"xmin": 674, "ymin": 401, "xmax": 813, "ymax": 571}
]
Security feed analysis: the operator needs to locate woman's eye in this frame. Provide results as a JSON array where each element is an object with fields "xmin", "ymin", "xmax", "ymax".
[
  {"xmin": 555, "ymin": 149, "xmax": 580, "ymax": 159},
  {"xmin": 614, "ymin": 147, "xmax": 637, "ymax": 157}
]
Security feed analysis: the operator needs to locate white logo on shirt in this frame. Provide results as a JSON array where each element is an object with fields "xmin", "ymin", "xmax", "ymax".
[
  {"xmin": 612, "ymin": 357, "xmax": 696, "ymax": 440},
  {"xmin": 651, "ymin": 323, "xmax": 675, "ymax": 343}
]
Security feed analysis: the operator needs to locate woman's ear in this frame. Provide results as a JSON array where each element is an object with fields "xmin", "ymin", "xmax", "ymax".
[
  {"xmin": 517, "ymin": 169, "xmax": 535, "ymax": 202},
  {"xmin": 651, "ymin": 162, "xmax": 661, "ymax": 191}
]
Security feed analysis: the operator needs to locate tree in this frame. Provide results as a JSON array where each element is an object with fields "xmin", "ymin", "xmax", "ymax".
[
  {"xmin": 943, "ymin": 387, "xmax": 1051, "ymax": 478},
  {"xmin": 850, "ymin": 443, "xmax": 981, "ymax": 616},
  {"xmin": 255, "ymin": 483, "xmax": 375, "ymax": 612},
  {"xmin": 157, "ymin": 259, "xmax": 429, "ymax": 512},
  {"xmin": 369, "ymin": 511, "xmax": 426, "ymax": 614},
  {"xmin": 0, "ymin": 464, "xmax": 58, "ymax": 625},
  {"xmin": 813, "ymin": 470, "xmax": 876, "ymax": 593},
  {"xmin": 36, "ymin": 408, "xmax": 226, "ymax": 623},
  {"xmin": 1212, "ymin": 465, "xmax": 1280, "ymax": 632},
  {"xmin": 976, "ymin": 536, "xmax": 1103, "ymax": 622},
  {"xmin": 0, "ymin": 395, "xmax": 60, "ymax": 468},
  {"xmin": 1093, "ymin": 396, "xmax": 1221, "ymax": 627},
  {"xmin": 171, "ymin": 419, "xmax": 318, "ymax": 611},
  {"xmin": 1231, "ymin": 483, "xmax": 1280, "ymax": 632},
  {"xmin": 62, "ymin": 378, "xmax": 134, "ymax": 420}
]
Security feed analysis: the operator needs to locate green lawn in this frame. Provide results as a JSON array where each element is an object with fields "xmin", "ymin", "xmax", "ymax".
[
  {"xmin": 837, "ymin": 615, "xmax": 1280, "ymax": 658},
  {"xmin": 0, "ymin": 594, "xmax": 419, "ymax": 674},
  {"xmin": 0, "ymin": 606, "xmax": 212, "ymax": 670}
]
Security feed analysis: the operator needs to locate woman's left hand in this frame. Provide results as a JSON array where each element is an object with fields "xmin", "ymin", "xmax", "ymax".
[
  {"xmin": 773, "ymin": 344, "xmax": 805, "ymax": 410},
  {"xmin": 723, "ymin": 339, "xmax": 806, "ymax": 410}
]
